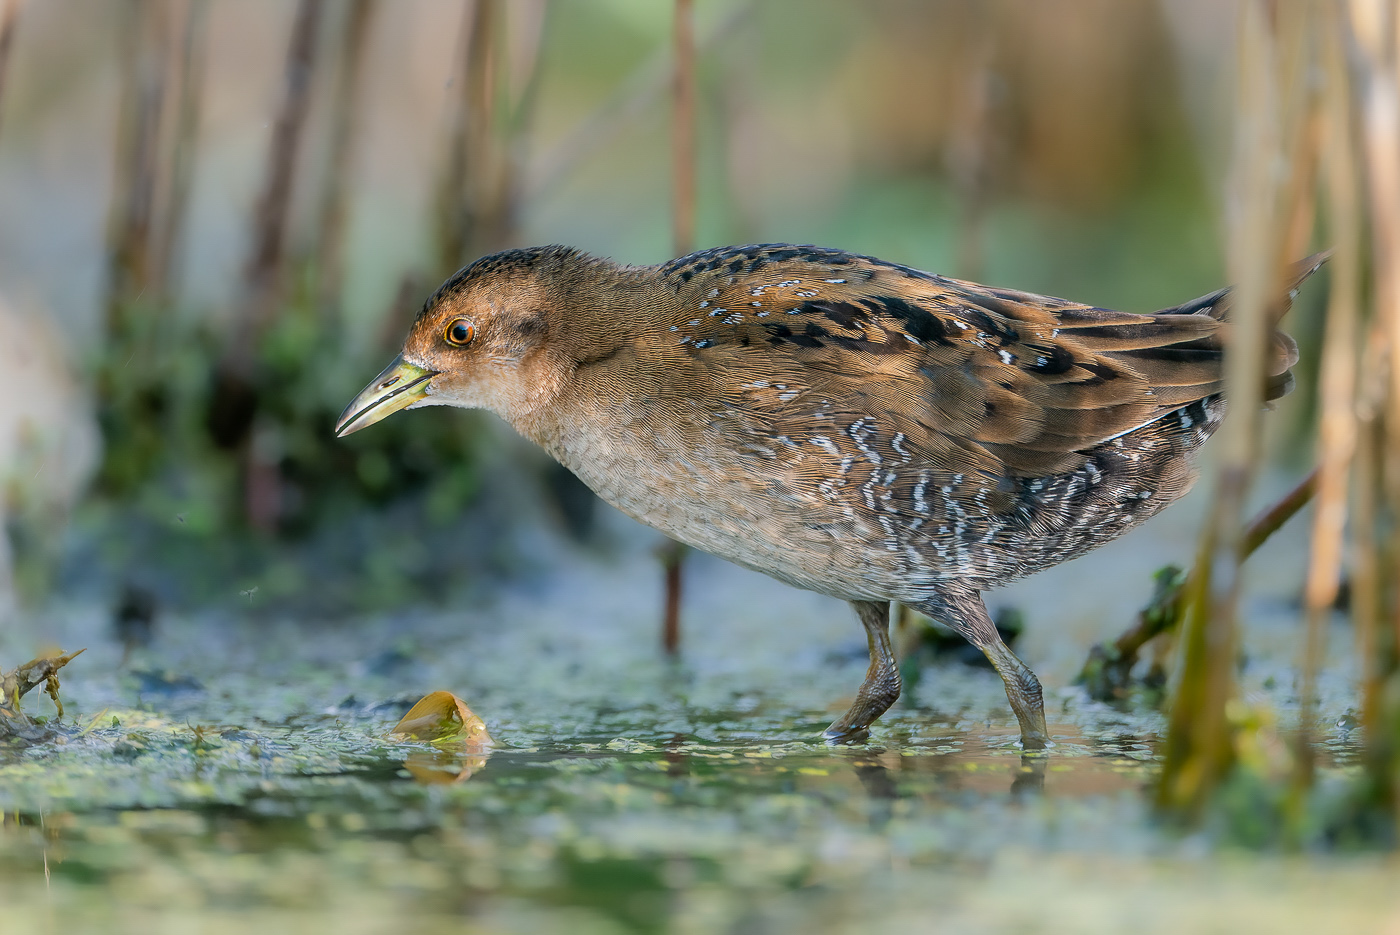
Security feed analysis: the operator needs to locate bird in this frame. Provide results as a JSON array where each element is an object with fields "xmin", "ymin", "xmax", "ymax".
[{"xmin": 336, "ymin": 243, "xmax": 1319, "ymax": 749}]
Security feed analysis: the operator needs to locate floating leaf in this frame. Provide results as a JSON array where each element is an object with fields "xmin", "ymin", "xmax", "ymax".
[
  {"xmin": 391, "ymin": 691, "xmax": 491, "ymax": 745},
  {"xmin": 390, "ymin": 691, "xmax": 492, "ymax": 784}
]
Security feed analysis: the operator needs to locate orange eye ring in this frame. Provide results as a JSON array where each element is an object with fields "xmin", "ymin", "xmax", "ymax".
[{"xmin": 445, "ymin": 319, "xmax": 475, "ymax": 346}]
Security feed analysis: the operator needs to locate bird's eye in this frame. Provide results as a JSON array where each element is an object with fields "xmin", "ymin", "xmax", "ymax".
[{"xmin": 445, "ymin": 319, "xmax": 475, "ymax": 346}]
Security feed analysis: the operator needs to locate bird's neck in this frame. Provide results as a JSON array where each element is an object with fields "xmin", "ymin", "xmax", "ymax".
[
  {"xmin": 506, "ymin": 261, "xmax": 671, "ymax": 446},
  {"xmin": 554, "ymin": 261, "xmax": 671, "ymax": 356}
]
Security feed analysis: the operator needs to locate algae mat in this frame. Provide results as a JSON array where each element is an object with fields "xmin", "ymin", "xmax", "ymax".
[{"xmin": 0, "ymin": 538, "xmax": 1389, "ymax": 934}]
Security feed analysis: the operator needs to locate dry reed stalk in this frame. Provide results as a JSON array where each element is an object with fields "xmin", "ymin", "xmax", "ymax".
[
  {"xmin": 526, "ymin": 2, "xmax": 751, "ymax": 203},
  {"xmin": 435, "ymin": 0, "xmax": 495, "ymax": 277},
  {"xmin": 212, "ymin": 0, "xmax": 323, "ymax": 532},
  {"xmin": 239, "ymin": 0, "xmax": 324, "ymax": 342},
  {"xmin": 456, "ymin": 0, "xmax": 497, "ymax": 261},
  {"xmin": 672, "ymin": 0, "xmax": 696, "ymax": 258},
  {"xmin": 434, "ymin": 0, "xmax": 549, "ymax": 279},
  {"xmin": 315, "ymin": 0, "xmax": 378, "ymax": 319},
  {"xmin": 1372, "ymin": 12, "xmax": 1400, "ymax": 729},
  {"xmin": 434, "ymin": 0, "xmax": 475, "ymax": 275},
  {"xmin": 1157, "ymin": 0, "xmax": 1315, "ymax": 817},
  {"xmin": 661, "ymin": 0, "xmax": 698, "ymax": 657},
  {"xmin": 1370, "ymin": 8, "xmax": 1400, "ymax": 628},
  {"xmin": 104, "ymin": 0, "xmax": 206, "ymax": 320},
  {"xmin": 151, "ymin": 0, "xmax": 208, "ymax": 305},
  {"xmin": 945, "ymin": 13, "xmax": 996, "ymax": 282},
  {"xmin": 495, "ymin": 1, "xmax": 550, "ymax": 255},
  {"xmin": 105, "ymin": 0, "xmax": 176, "ymax": 328},
  {"xmin": 1296, "ymin": 12, "xmax": 1361, "ymax": 785},
  {"xmin": 0, "ymin": 0, "xmax": 24, "ymax": 145},
  {"xmin": 1347, "ymin": 0, "xmax": 1400, "ymax": 814}
]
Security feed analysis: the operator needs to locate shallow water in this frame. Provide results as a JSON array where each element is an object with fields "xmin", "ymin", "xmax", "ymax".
[{"xmin": 1, "ymin": 487, "xmax": 1392, "ymax": 934}]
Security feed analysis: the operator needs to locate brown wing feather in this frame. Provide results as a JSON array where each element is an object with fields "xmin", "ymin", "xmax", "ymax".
[{"xmin": 658, "ymin": 245, "xmax": 1302, "ymax": 482}]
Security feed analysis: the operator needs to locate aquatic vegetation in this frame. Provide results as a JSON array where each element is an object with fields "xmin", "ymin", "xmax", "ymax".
[{"xmin": 0, "ymin": 648, "xmax": 84, "ymax": 742}]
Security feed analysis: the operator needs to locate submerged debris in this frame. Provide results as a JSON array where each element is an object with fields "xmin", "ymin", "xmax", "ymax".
[
  {"xmin": 113, "ymin": 583, "xmax": 158, "ymax": 663},
  {"xmin": 1077, "ymin": 565, "xmax": 1185, "ymax": 704},
  {"xmin": 0, "ymin": 648, "xmax": 85, "ymax": 741}
]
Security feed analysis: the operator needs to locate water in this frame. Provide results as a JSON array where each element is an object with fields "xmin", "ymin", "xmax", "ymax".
[{"xmin": 0, "ymin": 492, "xmax": 1389, "ymax": 933}]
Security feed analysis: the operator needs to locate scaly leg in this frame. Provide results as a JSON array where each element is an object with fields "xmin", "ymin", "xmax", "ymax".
[
  {"xmin": 979, "ymin": 636, "xmax": 1049, "ymax": 750},
  {"xmin": 914, "ymin": 589, "xmax": 1049, "ymax": 750},
  {"xmin": 824, "ymin": 600, "xmax": 901, "ymax": 742}
]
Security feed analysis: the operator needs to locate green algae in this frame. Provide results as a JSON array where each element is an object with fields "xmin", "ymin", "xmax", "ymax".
[
  {"xmin": 0, "ymin": 663, "xmax": 1371, "ymax": 934},
  {"xmin": 0, "ymin": 517, "xmax": 1379, "ymax": 933}
]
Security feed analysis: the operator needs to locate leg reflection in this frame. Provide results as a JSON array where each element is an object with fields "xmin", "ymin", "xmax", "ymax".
[
  {"xmin": 1010, "ymin": 754, "xmax": 1047, "ymax": 798},
  {"xmin": 850, "ymin": 753, "xmax": 898, "ymax": 830}
]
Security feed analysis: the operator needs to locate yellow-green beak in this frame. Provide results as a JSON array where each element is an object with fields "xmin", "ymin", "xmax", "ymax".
[{"xmin": 335, "ymin": 356, "xmax": 438, "ymax": 437}]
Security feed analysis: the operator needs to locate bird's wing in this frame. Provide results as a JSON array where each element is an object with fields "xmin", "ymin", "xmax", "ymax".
[{"xmin": 660, "ymin": 245, "xmax": 1299, "ymax": 481}]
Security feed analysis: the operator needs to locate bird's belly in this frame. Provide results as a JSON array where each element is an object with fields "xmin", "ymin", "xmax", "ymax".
[
  {"xmin": 548, "ymin": 425, "xmax": 944, "ymax": 600},
  {"xmin": 579, "ymin": 450, "xmax": 882, "ymax": 596},
  {"xmin": 543, "ymin": 399, "xmax": 1217, "ymax": 602}
]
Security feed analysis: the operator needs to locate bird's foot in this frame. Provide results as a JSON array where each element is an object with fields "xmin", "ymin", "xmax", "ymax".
[
  {"xmin": 1016, "ymin": 734, "xmax": 1053, "ymax": 753},
  {"xmin": 822, "ymin": 721, "xmax": 872, "ymax": 745}
]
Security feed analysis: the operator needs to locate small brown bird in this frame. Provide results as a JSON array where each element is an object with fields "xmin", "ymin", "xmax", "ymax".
[{"xmin": 337, "ymin": 244, "xmax": 1319, "ymax": 749}]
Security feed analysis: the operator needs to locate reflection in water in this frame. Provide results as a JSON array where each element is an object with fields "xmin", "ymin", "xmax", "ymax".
[
  {"xmin": 846, "ymin": 746, "xmax": 1049, "ymax": 819},
  {"xmin": 1, "ymin": 718, "xmax": 1380, "ymax": 933},
  {"xmin": 390, "ymin": 690, "xmax": 494, "ymax": 784},
  {"xmin": 664, "ymin": 731, "xmax": 689, "ymax": 777},
  {"xmin": 401, "ymin": 744, "xmax": 492, "ymax": 784},
  {"xmin": 851, "ymin": 753, "xmax": 899, "ymax": 833},
  {"xmin": 850, "ymin": 754, "xmax": 899, "ymax": 802},
  {"xmin": 1011, "ymin": 755, "xmax": 1048, "ymax": 797}
]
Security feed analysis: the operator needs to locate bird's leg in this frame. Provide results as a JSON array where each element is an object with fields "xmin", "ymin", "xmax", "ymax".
[
  {"xmin": 914, "ymin": 590, "xmax": 1049, "ymax": 751},
  {"xmin": 979, "ymin": 636, "xmax": 1049, "ymax": 750},
  {"xmin": 824, "ymin": 600, "xmax": 900, "ymax": 742}
]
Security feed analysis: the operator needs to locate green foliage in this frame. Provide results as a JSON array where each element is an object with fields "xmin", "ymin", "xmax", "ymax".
[
  {"xmin": 1076, "ymin": 564, "xmax": 1184, "ymax": 706},
  {"xmin": 89, "ymin": 261, "xmax": 485, "ymax": 611}
]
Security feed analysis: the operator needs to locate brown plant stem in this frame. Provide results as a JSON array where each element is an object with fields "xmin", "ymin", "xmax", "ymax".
[
  {"xmin": 0, "ymin": 0, "xmax": 24, "ymax": 145},
  {"xmin": 1078, "ymin": 470, "xmax": 1318, "ymax": 702},
  {"xmin": 489, "ymin": 0, "xmax": 550, "ymax": 261},
  {"xmin": 660, "ymin": 540, "xmax": 684, "ymax": 657},
  {"xmin": 1242, "ymin": 469, "xmax": 1317, "ymax": 557},
  {"xmin": 238, "ymin": 0, "xmax": 323, "ymax": 344},
  {"xmin": 105, "ymin": 0, "xmax": 175, "ymax": 329},
  {"xmin": 435, "ymin": 0, "xmax": 496, "ymax": 278},
  {"xmin": 526, "ymin": 2, "xmax": 750, "ymax": 202},
  {"xmin": 672, "ymin": 0, "xmax": 695, "ymax": 258},
  {"xmin": 315, "ymin": 0, "xmax": 378, "ymax": 320},
  {"xmin": 214, "ymin": 0, "xmax": 323, "ymax": 533},
  {"xmin": 1295, "ymin": 18, "xmax": 1361, "ymax": 789},
  {"xmin": 1348, "ymin": 0, "xmax": 1400, "ymax": 814},
  {"xmin": 659, "ymin": 0, "xmax": 698, "ymax": 658},
  {"xmin": 946, "ymin": 12, "xmax": 995, "ymax": 283},
  {"xmin": 150, "ymin": 0, "xmax": 207, "ymax": 304},
  {"xmin": 1157, "ymin": 0, "xmax": 1314, "ymax": 819}
]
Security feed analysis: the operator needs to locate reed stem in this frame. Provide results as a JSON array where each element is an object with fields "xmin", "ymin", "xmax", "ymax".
[{"xmin": 0, "ymin": 0, "xmax": 24, "ymax": 146}]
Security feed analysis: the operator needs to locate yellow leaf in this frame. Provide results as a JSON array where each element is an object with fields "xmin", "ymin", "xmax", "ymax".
[
  {"xmin": 390, "ymin": 691, "xmax": 492, "ymax": 785},
  {"xmin": 390, "ymin": 691, "xmax": 492, "ymax": 746}
]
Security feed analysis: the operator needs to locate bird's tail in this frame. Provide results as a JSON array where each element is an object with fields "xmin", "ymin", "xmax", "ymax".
[{"xmin": 1157, "ymin": 252, "xmax": 1327, "ymax": 401}]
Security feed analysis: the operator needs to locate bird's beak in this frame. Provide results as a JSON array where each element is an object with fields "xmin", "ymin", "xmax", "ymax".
[{"xmin": 335, "ymin": 355, "xmax": 439, "ymax": 437}]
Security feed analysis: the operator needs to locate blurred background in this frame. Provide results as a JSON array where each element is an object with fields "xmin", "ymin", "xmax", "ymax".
[
  {"xmin": 12, "ymin": 2, "xmax": 1400, "ymax": 924},
  {"xmin": 0, "ymin": 0, "xmax": 1317, "ymax": 623}
]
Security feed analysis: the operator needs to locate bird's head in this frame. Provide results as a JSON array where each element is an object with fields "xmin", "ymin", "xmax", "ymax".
[{"xmin": 335, "ymin": 247, "xmax": 594, "ymax": 437}]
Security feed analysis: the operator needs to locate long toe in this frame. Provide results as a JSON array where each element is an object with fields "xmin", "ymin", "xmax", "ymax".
[{"xmin": 823, "ymin": 722, "xmax": 872, "ymax": 744}]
